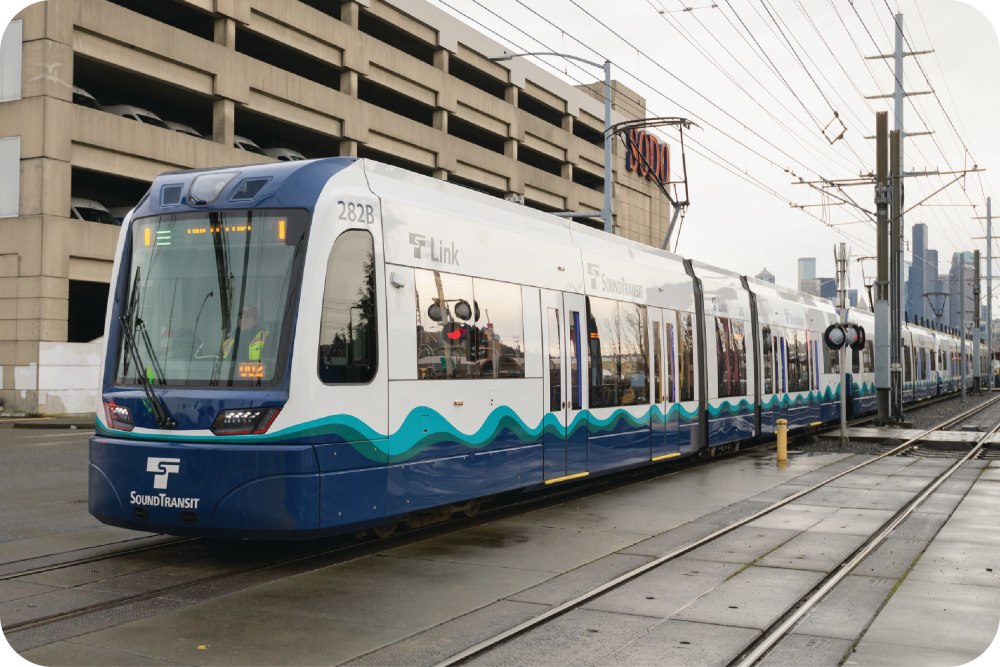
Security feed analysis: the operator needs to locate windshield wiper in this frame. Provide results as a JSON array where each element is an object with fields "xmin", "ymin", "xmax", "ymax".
[
  {"xmin": 210, "ymin": 211, "xmax": 234, "ymax": 386},
  {"xmin": 120, "ymin": 270, "xmax": 176, "ymax": 429}
]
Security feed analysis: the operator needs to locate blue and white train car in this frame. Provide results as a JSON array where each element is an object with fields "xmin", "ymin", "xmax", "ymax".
[
  {"xmin": 746, "ymin": 279, "xmax": 839, "ymax": 431},
  {"xmin": 89, "ymin": 158, "xmax": 713, "ymax": 538},
  {"xmin": 845, "ymin": 309, "xmax": 877, "ymax": 416},
  {"xmin": 88, "ymin": 157, "xmax": 967, "ymax": 540}
]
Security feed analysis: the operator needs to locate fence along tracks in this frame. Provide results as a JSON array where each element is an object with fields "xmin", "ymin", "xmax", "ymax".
[{"xmin": 434, "ymin": 394, "xmax": 1000, "ymax": 667}]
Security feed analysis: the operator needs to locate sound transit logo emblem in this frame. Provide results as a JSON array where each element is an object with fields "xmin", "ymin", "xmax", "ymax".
[
  {"xmin": 146, "ymin": 457, "xmax": 181, "ymax": 490},
  {"xmin": 130, "ymin": 457, "xmax": 201, "ymax": 510}
]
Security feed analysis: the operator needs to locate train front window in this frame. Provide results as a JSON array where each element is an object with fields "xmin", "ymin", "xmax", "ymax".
[{"xmin": 115, "ymin": 209, "xmax": 308, "ymax": 388}]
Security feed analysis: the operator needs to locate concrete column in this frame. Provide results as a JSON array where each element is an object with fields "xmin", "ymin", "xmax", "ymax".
[
  {"xmin": 504, "ymin": 138, "xmax": 517, "ymax": 161},
  {"xmin": 340, "ymin": 70, "xmax": 359, "ymax": 98},
  {"xmin": 434, "ymin": 49, "xmax": 449, "ymax": 73},
  {"xmin": 433, "ymin": 109, "xmax": 448, "ymax": 134},
  {"xmin": 212, "ymin": 98, "xmax": 234, "ymax": 147},
  {"xmin": 339, "ymin": 140, "xmax": 358, "ymax": 157},
  {"xmin": 340, "ymin": 1, "xmax": 361, "ymax": 28},
  {"xmin": 213, "ymin": 17, "xmax": 235, "ymax": 48}
]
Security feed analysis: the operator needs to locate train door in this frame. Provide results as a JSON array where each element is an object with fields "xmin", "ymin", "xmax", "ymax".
[
  {"xmin": 541, "ymin": 290, "xmax": 587, "ymax": 482},
  {"xmin": 649, "ymin": 309, "xmax": 681, "ymax": 461}
]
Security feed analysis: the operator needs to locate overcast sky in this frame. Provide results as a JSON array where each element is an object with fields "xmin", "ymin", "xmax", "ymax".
[{"xmin": 1, "ymin": 0, "xmax": 999, "ymax": 303}]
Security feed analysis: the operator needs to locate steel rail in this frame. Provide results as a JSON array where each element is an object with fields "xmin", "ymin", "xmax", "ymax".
[
  {"xmin": 433, "ymin": 393, "xmax": 1000, "ymax": 667},
  {"xmin": 0, "ymin": 536, "xmax": 196, "ymax": 581},
  {"xmin": 734, "ymin": 409, "xmax": 1000, "ymax": 666}
]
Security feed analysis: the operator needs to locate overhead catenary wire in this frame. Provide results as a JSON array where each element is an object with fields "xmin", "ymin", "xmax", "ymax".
[
  {"xmin": 847, "ymin": 0, "xmax": 984, "ymax": 255},
  {"xmin": 648, "ymin": 0, "xmax": 864, "ymax": 178},
  {"xmin": 431, "ymin": 0, "xmax": 980, "ymax": 282},
  {"xmin": 436, "ymin": 0, "xmax": 881, "ymax": 252}
]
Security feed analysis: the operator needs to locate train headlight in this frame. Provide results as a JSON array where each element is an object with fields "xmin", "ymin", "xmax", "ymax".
[
  {"xmin": 210, "ymin": 407, "xmax": 281, "ymax": 435},
  {"xmin": 104, "ymin": 401, "xmax": 134, "ymax": 432}
]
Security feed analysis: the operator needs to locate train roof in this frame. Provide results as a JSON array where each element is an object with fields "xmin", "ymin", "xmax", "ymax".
[{"xmin": 132, "ymin": 157, "xmax": 359, "ymax": 219}]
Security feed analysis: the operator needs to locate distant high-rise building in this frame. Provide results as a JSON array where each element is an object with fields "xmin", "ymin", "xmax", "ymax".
[
  {"xmin": 949, "ymin": 252, "xmax": 976, "ymax": 329},
  {"xmin": 906, "ymin": 224, "xmax": 929, "ymax": 321},
  {"xmin": 755, "ymin": 267, "xmax": 775, "ymax": 284},
  {"xmin": 798, "ymin": 258, "xmax": 816, "ymax": 293},
  {"xmin": 819, "ymin": 277, "xmax": 837, "ymax": 302},
  {"xmin": 847, "ymin": 289, "xmax": 859, "ymax": 308}
]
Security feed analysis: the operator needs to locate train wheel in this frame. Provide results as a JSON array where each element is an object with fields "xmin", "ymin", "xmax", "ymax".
[
  {"xmin": 373, "ymin": 522, "xmax": 398, "ymax": 539},
  {"xmin": 460, "ymin": 500, "xmax": 481, "ymax": 518}
]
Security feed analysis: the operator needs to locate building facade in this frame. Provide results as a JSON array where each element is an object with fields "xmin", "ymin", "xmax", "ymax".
[
  {"xmin": 948, "ymin": 251, "xmax": 976, "ymax": 330},
  {"xmin": 797, "ymin": 257, "xmax": 816, "ymax": 295},
  {"xmin": 0, "ymin": 0, "xmax": 677, "ymax": 413},
  {"xmin": 905, "ymin": 222, "xmax": 928, "ymax": 321}
]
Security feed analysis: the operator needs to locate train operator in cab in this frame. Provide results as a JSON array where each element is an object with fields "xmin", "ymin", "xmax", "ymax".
[{"xmin": 222, "ymin": 305, "xmax": 270, "ymax": 361}]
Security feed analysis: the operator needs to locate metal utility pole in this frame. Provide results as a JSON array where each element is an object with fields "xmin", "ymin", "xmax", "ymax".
[
  {"xmin": 836, "ymin": 242, "xmax": 849, "ymax": 446},
  {"xmin": 972, "ymin": 197, "xmax": 994, "ymax": 390},
  {"xmin": 961, "ymin": 260, "xmax": 967, "ymax": 404},
  {"xmin": 890, "ymin": 130, "xmax": 903, "ymax": 421},
  {"xmin": 874, "ymin": 112, "xmax": 891, "ymax": 424},
  {"xmin": 990, "ymin": 198, "xmax": 994, "ymax": 390},
  {"xmin": 490, "ymin": 52, "xmax": 613, "ymax": 234},
  {"xmin": 974, "ymin": 249, "xmax": 982, "ymax": 392}
]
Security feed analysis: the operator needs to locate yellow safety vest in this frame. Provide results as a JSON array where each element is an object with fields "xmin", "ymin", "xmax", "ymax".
[{"xmin": 223, "ymin": 329, "xmax": 269, "ymax": 360}]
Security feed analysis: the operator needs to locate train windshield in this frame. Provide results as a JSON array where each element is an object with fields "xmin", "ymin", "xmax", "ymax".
[{"xmin": 114, "ymin": 209, "xmax": 308, "ymax": 388}]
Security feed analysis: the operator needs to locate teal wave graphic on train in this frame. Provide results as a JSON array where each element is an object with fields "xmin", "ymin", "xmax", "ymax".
[{"xmin": 97, "ymin": 395, "xmax": 783, "ymax": 461}]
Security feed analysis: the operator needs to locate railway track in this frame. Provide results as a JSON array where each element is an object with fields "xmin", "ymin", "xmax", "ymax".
[
  {"xmin": 0, "ymin": 437, "xmax": 766, "ymax": 652},
  {"xmin": 5, "ymin": 392, "xmax": 991, "ymax": 656},
  {"xmin": 429, "ymin": 393, "xmax": 1000, "ymax": 666}
]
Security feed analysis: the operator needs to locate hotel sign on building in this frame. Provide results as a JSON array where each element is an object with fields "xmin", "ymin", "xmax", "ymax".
[{"xmin": 624, "ymin": 128, "xmax": 670, "ymax": 184}]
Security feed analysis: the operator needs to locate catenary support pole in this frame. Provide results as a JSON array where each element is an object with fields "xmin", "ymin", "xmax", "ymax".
[
  {"xmin": 875, "ymin": 112, "xmax": 891, "ymax": 424},
  {"xmin": 837, "ymin": 243, "xmax": 848, "ymax": 447}
]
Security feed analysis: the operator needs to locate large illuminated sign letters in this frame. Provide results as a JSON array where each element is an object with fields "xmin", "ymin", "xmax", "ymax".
[{"xmin": 625, "ymin": 128, "xmax": 670, "ymax": 184}]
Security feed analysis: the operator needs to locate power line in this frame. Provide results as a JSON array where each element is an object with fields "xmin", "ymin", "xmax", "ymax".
[{"xmin": 651, "ymin": 0, "xmax": 863, "ymax": 176}]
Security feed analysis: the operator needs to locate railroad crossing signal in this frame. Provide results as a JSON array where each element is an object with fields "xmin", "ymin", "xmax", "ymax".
[{"xmin": 824, "ymin": 323, "xmax": 866, "ymax": 351}]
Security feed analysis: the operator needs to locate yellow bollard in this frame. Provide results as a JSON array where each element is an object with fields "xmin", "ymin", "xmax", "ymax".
[{"xmin": 776, "ymin": 418, "xmax": 788, "ymax": 463}]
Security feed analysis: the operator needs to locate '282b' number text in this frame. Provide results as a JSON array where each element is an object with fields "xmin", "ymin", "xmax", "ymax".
[{"xmin": 338, "ymin": 201, "xmax": 375, "ymax": 224}]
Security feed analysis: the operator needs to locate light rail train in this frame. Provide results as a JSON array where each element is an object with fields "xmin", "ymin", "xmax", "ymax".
[{"xmin": 89, "ymin": 158, "xmax": 986, "ymax": 539}]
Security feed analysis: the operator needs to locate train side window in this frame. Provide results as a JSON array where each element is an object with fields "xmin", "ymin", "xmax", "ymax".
[
  {"xmin": 587, "ymin": 298, "xmax": 648, "ymax": 407},
  {"xmin": 666, "ymin": 322, "xmax": 676, "ymax": 403},
  {"xmin": 587, "ymin": 297, "xmax": 616, "ymax": 407},
  {"xmin": 903, "ymin": 345, "xmax": 912, "ymax": 382},
  {"xmin": 864, "ymin": 341, "xmax": 874, "ymax": 373},
  {"xmin": 547, "ymin": 308, "xmax": 561, "ymax": 411},
  {"xmin": 930, "ymin": 347, "xmax": 937, "ymax": 372},
  {"xmin": 317, "ymin": 230, "xmax": 378, "ymax": 384},
  {"xmin": 677, "ymin": 312, "xmax": 695, "ymax": 402},
  {"xmin": 734, "ymin": 320, "xmax": 746, "ymax": 395},
  {"xmin": 652, "ymin": 321, "xmax": 663, "ymax": 403},
  {"xmin": 811, "ymin": 339, "xmax": 819, "ymax": 390},
  {"xmin": 414, "ymin": 269, "xmax": 476, "ymax": 379},
  {"xmin": 471, "ymin": 278, "xmax": 525, "ymax": 378},
  {"xmin": 786, "ymin": 332, "xmax": 799, "ymax": 392},
  {"xmin": 716, "ymin": 317, "xmax": 747, "ymax": 398},
  {"xmin": 775, "ymin": 334, "xmax": 783, "ymax": 393},
  {"xmin": 716, "ymin": 317, "xmax": 731, "ymax": 398},
  {"xmin": 762, "ymin": 325, "xmax": 773, "ymax": 394},
  {"xmin": 621, "ymin": 303, "xmax": 649, "ymax": 405},
  {"xmin": 569, "ymin": 311, "xmax": 582, "ymax": 409}
]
